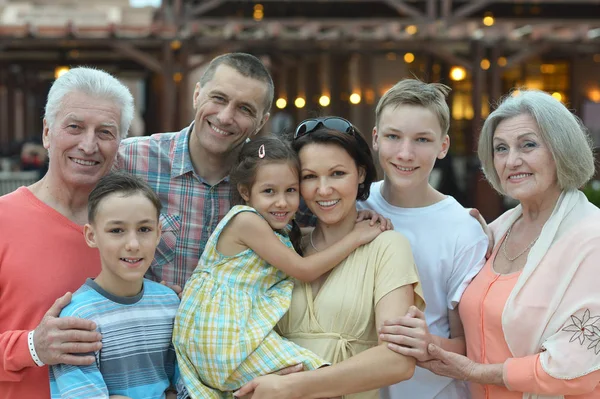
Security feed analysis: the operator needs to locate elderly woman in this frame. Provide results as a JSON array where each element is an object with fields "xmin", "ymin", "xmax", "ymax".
[{"xmin": 381, "ymin": 89, "xmax": 600, "ymax": 398}]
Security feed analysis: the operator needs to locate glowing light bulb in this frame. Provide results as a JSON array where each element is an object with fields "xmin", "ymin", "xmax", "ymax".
[
  {"xmin": 349, "ymin": 93, "xmax": 361, "ymax": 105},
  {"xmin": 319, "ymin": 95, "xmax": 330, "ymax": 107},
  {"xmin": 275, "ymin": 98, "xmax": 287, "ymax": 109},
  {"xmin": 449, "ymin": 66, "xmax": 466, "ymax": 81}
]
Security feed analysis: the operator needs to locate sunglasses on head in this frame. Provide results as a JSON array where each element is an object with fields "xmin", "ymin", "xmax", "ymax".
[{"xmin": 294, "ymin": 117, "xmax": 355, "ymax": 140}]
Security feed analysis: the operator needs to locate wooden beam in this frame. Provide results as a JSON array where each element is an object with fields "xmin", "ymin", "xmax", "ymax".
[
  {"xmin": 426, "ymin": 0, "xmax": 437, "ymax": 19},
  {"xmin": 160, "ymin": 42, "xmax": 176, "ymax": 132},
  {"xmin": 111, "ymin": 42, "xmax": 164, "ymax": 73},
  {"xmin": 502, "ymin": 43, "xmax": 553, "ymax": 70},
  {"xmin": 441, "ymin": 0, "xmax": 452, "ymax": 19},
  {"xmin": 383, "ymin": 0, "xmax": 425, "ymax": 19},
  {"xmin": 446, "ymin": 0, "xmax": 493, "ymax": 27},
  {"xmin": 189, "ymin": 0, "xmax": 225, "ymax": 18},
  {"xmin": 425, "ymin": 43, "xmax": 472, "ymax": 71}
]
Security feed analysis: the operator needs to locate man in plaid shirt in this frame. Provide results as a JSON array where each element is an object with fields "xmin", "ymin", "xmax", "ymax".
[{"xmin": 116, "ymin": 53, "xmax": 273, "ymax": 289}]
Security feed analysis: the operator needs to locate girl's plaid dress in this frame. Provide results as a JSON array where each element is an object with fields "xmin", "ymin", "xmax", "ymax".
[{"xmin": 173, "ymin": 205, "xmax": 327, "ymax": 398}]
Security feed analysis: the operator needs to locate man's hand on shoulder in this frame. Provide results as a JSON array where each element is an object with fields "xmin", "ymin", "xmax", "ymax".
[
  {"xmin": 33, "ymin": 292, "xmax": 102, "ymax": 366},
  {"xmin": 161, "ymin": 281, "xmax": 183, "ymax": 299}
]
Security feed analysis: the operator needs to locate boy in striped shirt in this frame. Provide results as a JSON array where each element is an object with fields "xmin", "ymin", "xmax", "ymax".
[{"xmin": 49, "ymin": 172, "xmax": 180, "ymax": 399}]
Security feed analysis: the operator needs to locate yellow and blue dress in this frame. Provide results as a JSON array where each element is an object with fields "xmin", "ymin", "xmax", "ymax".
[{"xmin": 173, "ymin": 205, "xmax": 326, "ymax": 399}]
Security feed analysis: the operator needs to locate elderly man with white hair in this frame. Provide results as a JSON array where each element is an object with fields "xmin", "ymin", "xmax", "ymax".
[{"xmin": 0, "ymin": 67, "xmax": 134, "ymax": 399}]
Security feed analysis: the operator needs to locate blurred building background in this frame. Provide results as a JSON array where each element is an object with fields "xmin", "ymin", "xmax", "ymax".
[{"xmin": 0, "ymin": 0, "xmax": 599, "ymax": 219}]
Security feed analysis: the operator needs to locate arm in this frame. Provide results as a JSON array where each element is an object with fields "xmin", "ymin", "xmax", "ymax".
[
  {"xmin": 231, "ymin": 212, "xmax": 382, "ymax": 282},
  {"xmin": 49, "ymin": 354, "xmax": 109, "ymax": 399},
  {"xmin": 236, "ymin": 286, "xmax": 417, "ymax": 399},
  {"xmin": 0, "ymin": 293, "xmax": 101, "ymax": 382},
  {"xmin": 380, "ymin": 231, "xmax": 486, "ymax": 360},
  {"xmin": 504, "ymin": 353, "xmax": 600, "ymax": 395},
  {"xmin": 419, "ymin": 345, "xmax": 600, "ymax": 395},
  {"xmin": 379, "ymin": 305, "xmax": 466, "ymax": 362}
]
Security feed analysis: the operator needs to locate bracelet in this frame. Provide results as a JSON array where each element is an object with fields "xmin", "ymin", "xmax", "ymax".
[{"xmin": 27, "ymin": 330, "xmax": 45, "ymax": 367}]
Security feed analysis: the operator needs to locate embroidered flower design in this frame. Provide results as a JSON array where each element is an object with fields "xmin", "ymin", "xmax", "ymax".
[
  {"xmin": 563, "ymin": 309, "xmax": 600, "ymax": 346},
  {"xmin": 587, "ymin": 335, "xmax": 600, "ymax": 355}
]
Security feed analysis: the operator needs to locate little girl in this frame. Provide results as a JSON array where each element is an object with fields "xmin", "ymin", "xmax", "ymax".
[{"xmin": 173, "ymin": 136, "xmax": 383, "ymax": 398}]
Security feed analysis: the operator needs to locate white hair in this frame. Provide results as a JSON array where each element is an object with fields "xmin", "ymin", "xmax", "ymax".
[
  {"xmin": 478, "ymin": 89, "xmax": 595, "ymax": 194},
  {"xmin": 44, "ymin": 67, "xmax": 134, "ymax": 139}
]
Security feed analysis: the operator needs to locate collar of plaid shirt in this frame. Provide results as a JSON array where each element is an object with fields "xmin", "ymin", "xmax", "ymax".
[{"xmin": 171, "ymin": 122, "xmax": 229, "ymax": 184}]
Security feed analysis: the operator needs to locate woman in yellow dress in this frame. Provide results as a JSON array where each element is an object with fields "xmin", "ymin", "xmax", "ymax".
[{"xmin": 235, "ymin": 117, "xmax": 426, "ymax": 399}]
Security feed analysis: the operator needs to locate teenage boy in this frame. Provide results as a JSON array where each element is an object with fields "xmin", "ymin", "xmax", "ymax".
[
  {"xmin": 358, "ymin": 79, "xmax": 487, "ymax": 399},
  {"xmin": 49, "ymin": 173, "xmax": 180, "ymax": 399}
]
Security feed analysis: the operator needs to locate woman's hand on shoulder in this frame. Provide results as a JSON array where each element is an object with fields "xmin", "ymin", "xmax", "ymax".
[
  {"xmin": 351, "ymin": 220, "xmax": 385, "ymax": 246},
  {"xmin": 356, "ymin": 209, "xmax": 393, "ymax": 231},
  {"xmin": 379, "ymin": 306, "xmax": 436, "ymax": 362},
  {"xmin": 469, "ymin": 208, "xmax": 494, "ymax": 258}
]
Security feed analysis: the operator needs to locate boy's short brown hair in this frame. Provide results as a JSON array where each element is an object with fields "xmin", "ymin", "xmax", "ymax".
[{"xmin": 375, "ymin": 79, "xmax": 451, "ymax": 135}]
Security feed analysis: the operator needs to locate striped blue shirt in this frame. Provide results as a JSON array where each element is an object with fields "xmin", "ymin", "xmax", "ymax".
[{"xmin": 49, "ymin": 279, "xmax": 180, "ymax": 399}]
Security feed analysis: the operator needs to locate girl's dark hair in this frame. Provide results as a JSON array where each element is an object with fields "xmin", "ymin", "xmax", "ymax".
[
  {"xmin": 88, "ymin": 171, "xmax": 162, "ymax": 224},
  {"xmin": 292, "ymin": 126, "xmax": 377, "ymax": 201},
  {"xmin": 230, "ymin": 136, "xmax": 304, "ymax": 255}
]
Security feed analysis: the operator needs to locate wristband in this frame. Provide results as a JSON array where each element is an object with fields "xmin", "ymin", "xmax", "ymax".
[{"xmin": 28, "ymin": 330, "xmax": 45, "ymax": 367}]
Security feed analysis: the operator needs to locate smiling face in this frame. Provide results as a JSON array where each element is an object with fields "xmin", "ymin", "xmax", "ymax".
[
  {"xmin": 373, "ymin": 104, "xmax": 449, "ymax": 193},
  {"xmin": 492, "ymin": 113, "xmax": 560, "ymax": 202},
  {"xmin": 84, "ymin": 192, "xmax": 161, "ymax": 297},
  {"xmin": 299, "ymin": 143, "xmax": 365, "ymax": 227},
  {"xmin": 42, "ymin": 91, "xmax": 121, "ymax": 189},
  {"xmin": 239, "ymin": 161, "xmax": 300, "ymax": 231},
  {"xmin": 190, "ymin": 65, "xmax": 270, "ymax": 159}
]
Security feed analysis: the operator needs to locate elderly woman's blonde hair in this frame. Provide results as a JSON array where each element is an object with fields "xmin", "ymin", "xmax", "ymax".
[{"xmin": 478, "ymin": 89, "xmax": 596, "ymax": 195}]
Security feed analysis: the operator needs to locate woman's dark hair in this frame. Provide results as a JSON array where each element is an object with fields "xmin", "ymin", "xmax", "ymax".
[
  {"xmin": 292, "ymin": 126, "xmax": 377, "ymax": 201},
  {"xmin": 88, "ymin": 172, "xmax": 162, "ymax": 224},
  {"xmin": 230, "ymin": 135, "xmax": 304, "ymax": 254}
]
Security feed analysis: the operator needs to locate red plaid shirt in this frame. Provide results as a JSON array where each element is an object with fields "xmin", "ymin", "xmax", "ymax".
[{"xmin": 116, "ymin": 124, "xmax": 231, "ymax": 288}]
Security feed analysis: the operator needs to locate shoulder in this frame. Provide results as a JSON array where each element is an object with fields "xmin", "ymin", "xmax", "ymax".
[
  {"xmin": 363, "ymin": 230, "xmax": 412, "ymax": 253},
  {"xmin": 142, "ymin": 280, "xmax": 180, "ymax": 309},
  {"xmin": 60, "ymin": 284, "xmax": 101, "ymax": 318},
  {"xmin": 562, "ymin": 215, "xmax": 600, "ymax": 248},
  {"xmin": 120, "ymin": 132, "xmax": 178, "ymax": 152},
  {"xmin": 0, "ymin": 189, "xmax": 25, "ymax": 221},
  {"xmin": 144, "ymin": 279, "xmax": 180, "ymax": 299},
  {"xmin": 226, "ymin": 206, "xmax": 263, "ymax": 227},
  {"xmin": 437, "ymin": 198, "xmax": 488, "ymax": 244}
]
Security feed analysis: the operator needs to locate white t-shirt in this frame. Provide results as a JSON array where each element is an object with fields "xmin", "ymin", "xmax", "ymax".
[{"xmin": 358, "ymin": 181, "xmax": 488, "ymax": 399}]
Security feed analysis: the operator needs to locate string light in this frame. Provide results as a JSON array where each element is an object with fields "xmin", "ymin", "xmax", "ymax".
[
  {"xmin": 449, "ymin": 66, "xmax": 466, "ymax": 81},
  {"xmin": 275, "ymin": 98, "xmax": 287, "ymax": 109}
]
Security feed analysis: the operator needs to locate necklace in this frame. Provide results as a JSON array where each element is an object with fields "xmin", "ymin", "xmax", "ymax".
[
  {"xmin": 309, "ymin": 230, "xmax": 319, "ymax": 252},
  {"xmin": 501, "ymin": 220, "xmax": 539, "ymax": 262}
]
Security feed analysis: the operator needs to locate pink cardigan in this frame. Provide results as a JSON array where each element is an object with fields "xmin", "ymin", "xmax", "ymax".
[{"xmin": 459, "ymin": 245, "xmax": 600, "ymax": 398}]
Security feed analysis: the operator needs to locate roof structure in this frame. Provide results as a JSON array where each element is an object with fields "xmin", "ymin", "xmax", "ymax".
[{"xmin": 0, "ymin": 0, "xmax": 597, "ymax": 74}]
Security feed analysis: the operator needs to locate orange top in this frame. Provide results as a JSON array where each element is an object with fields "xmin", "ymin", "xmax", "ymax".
[
  {"xmin": 0, "ymin": 187, "xmax": 101, "ymax": 399},
  {"xmin": 459, "ymin": 245, "xmax": 600, "ymax": 398}
]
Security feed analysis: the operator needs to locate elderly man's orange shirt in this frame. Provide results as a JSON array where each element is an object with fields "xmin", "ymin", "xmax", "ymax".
[{"xmin": 0, "ymin": 187, "xmax": 101, "ymax": 399}]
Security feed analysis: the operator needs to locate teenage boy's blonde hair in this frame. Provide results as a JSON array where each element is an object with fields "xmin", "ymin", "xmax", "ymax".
[{"xmin": 375, "ymin": 79, "xmax": 451, "ymax": 135}]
